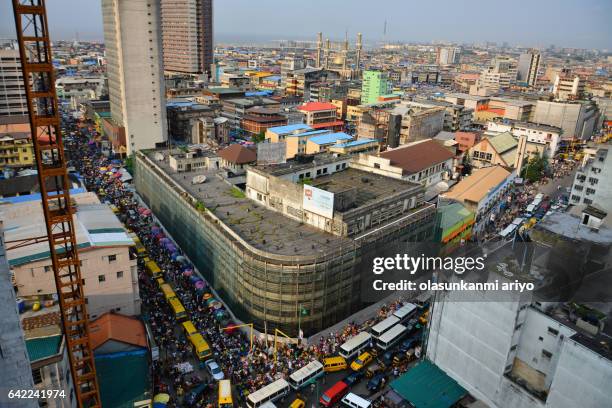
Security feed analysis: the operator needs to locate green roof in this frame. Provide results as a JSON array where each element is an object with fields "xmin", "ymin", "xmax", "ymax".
[
  {"xmin": 438, "ymin": 203, "xmax": 474, "ymax": 232},
  {"xmin": 488, "ymin": 131, "xmax": 517, "ymax": 154},
  {"xmin": 26, "ymin": 335, "xmax": 62, "ymax": 362},
  {"xmin": 390, "ymin": 360, "xmax": 467, "ymax": 408},
  {"xmin": 95, "ymin": 352, "xmax": 150, "ymax": 408}
]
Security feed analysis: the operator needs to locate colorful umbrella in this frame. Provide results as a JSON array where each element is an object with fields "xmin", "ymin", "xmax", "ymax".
[
  {"xmin": 195, "ymin": 281, "xmax": 205, "ymax": 289},
  {"xmin": 153, "ymin": 394, "xmax": 170, "ymax": 403}
]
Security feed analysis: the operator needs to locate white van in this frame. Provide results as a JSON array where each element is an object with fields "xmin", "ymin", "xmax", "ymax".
[{"xmin": 341, "ymin": 392, "xmax": 372, "ymax": 408}]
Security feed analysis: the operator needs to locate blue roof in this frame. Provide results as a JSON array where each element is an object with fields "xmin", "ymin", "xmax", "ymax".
[
  {"xmin": 333, "ymin": 138, "xmax": 378, "ymax": 148},
  {"xmin": 309, "ymin": 132, "xmax": 353, "ymax": 145},
  {"xmin": 26, "ymin": 335, "xmax": 62, "ymax": 362},
  {"xmin": 286, "ymin": 129, "xmax": 331, "ymax": 138},
  {"xmin": 0, "ymin": 188, "xmax": 86, "ymax": 204},
  {"xmin": 267, "ymin": 123, "xmax": 312, "ymax": 134},
  {"xmin": 264, "ymin": 75, "xmax": 281, "ymax": 81}
]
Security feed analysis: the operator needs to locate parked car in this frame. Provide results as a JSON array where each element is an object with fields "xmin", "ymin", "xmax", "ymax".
[
  {"xmin": 343, "ymin": 371, "xmax": 363, "ymax": 387},
  {"xmin": 350, "ymin": 351, "xmax": 373, "ymax": 371},
  {"xmin": 366, "ymin": 374, "xmax": 388, "ymax": 393},
  {"xmin": 204, "ymin": 359, "xmax": 225, "ymax": 381}
]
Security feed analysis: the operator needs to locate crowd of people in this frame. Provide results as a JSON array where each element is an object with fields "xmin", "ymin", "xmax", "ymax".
[{"xmin": 64, "ymin": 117, "xmax": 422, "ymax": 407}]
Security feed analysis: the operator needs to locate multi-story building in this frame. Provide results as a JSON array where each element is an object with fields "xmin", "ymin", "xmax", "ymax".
[
  {"xmin": 241, "ymin": 107, "xmax": 288, "ymax": 137},
  {"xmin": 297, "ymin": 101, "xmax": 344, "ymax": 132},
  {"xmin": 441, "ymin": 165, "xmax": 515, "ymax": 233},
  {"xmin": 166, "ymin": 100, "xmax": 215, "ymax": 142},
  {"xmin": 533, "ymin": 100, "xmax": 599, "ymax": 140},
  {"xmin": 55, "ymin": 76, "xmax": 107, "ymax": 106},
  {"xmin": 101, "ymin": 0, "xmax": 168, "ymax": 154},
  {"xmin": 0, "ymin": 48, "xmax": 28, "ymax": 117},
  {"xmin": 361, "ymin": 70, "xmax": 389, "ymax": 104},
  {"xmin": 395, "ymin": 104, "xmax": 445, "ymax": 145},
  {"xmin": 160, "ymin": 0, "xmax": 213, "ymax": 77},
  {"xmin": 408, "ymin": 99, "xmax": 473, "ymax": 131},
  {"xmin": 0, "ymin": 224, "xmax": 37, "ymax": 408},
  {"xmin": 437, "ymin": 46, "xmax": 461, "ymax": 65},
  {"xmin": 517, "ymin": 50, "xmax": 541, "ymax": 87},
  {"xmin": 134, "ymin": 150, "xmax": 436, "ymax": 335},
  {"xmin": 0, "ymin": 132, "xmax": 34, "ymax": 169},
  {"xmin": 427, "ymin": 209, "xmax": 612, "ymax": 408},
  {"xmin": 351, "ymin": 139, "xmax": 454, "ymax": 188},
  {"xmin": 469, "ymin": 132, "xmax": 518, "ymax": 169},
  {"xmin": 477, "ymin": 56, "xmax": 518, "ymax": 93},
  {"xmin": 553, "ymin": 69, "xmax": 585, "ymax": 101},
  {"xmin": 486, "ymin": 120, "xmax": 562, "ymax": 157},
  {"xmin": 570, "ymin": 144, "xmax": 612, "ymax": 212},
  {"xmin": 4, "ymin": 192, "xmax": 140, "ymax": 319}
]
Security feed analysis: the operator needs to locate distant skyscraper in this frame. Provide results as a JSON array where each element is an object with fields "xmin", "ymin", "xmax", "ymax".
[
  {"xmin": 0, "ymin": 48, "xmax": 28, "ymax": 117},
  {"xmin": 161, "ymin": 0, "xmax": 213, "ymax": 77},
  {"xmin": 437, "ymin": 47, "xmax": 461, "ymax": 65},
  {"xmin": 361, "ymin": 70, "xmax": 389, "ymax": 104},
  {"xmin": 101, "ymin": 0, "xmax": 167, "ymax": 155},
  {"xmin": 517, "ymin": 50, "xmax": 541, "ymax": 87}
]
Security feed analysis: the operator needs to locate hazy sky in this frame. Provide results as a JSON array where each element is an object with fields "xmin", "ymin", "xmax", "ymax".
[{"xmin": 1, "ymin": 0, "xmax": 610, "ymax": 49}]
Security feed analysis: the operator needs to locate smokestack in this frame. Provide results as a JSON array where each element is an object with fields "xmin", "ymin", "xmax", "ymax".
[{"xmin": 316, "ymin": 32, "xmax": 323, "ymax": 68}]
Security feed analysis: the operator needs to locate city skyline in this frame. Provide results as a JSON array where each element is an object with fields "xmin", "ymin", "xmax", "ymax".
[{"xmin": 0, "ymin": 0, "xmax": 611, "ymax": 49}]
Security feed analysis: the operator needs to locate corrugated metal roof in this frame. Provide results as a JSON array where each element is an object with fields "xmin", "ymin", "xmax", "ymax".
[
  {"xmin": 308, "ymin": 132, "xmax": 353, "ymax": 145},
  {"xmin": 487, "ymin": 131, "xmax": 517, "ymax": 154},
  {"xmin": 266, "ymin": 123, "xmax": 312, "ymax": 134},
  {"xmin": 96, "ymin": 352, "xmax": 150, "ymax": 408},
  {"xmin": 26, "ymin": 335, "xmax": 62, "ymax": 362},
  {"xmin": 333, "ymin": 138, "xmax": 378, "ymax": 148},
  {"xmin": 390, "ymin": 360, "xmax": 467, "ymax": 408}
]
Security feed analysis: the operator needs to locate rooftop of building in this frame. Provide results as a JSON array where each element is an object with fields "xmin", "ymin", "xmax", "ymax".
[
  {"xmin": 25, "ymin": 334, "xmax": 63, "ymax": 362},
  {"xmin": 438, "ymin": 202, "xmax": 475, "ymax": 231},
  {"xmin": 297, "ymin": 102, "xmax": 337, "ymax": 112},
  {"xmin": 442, "ymin": 165, "xmax": 513, "ymax": 204},
  {"xmin": 308, "ymin": 132, "xmax": 353, "ymax": 145},
  {"xmin": 266, "ymin": 123, "xmax": 313, "ymax": 134},
  {"xmin": 142, "ymin": 150, "xmax": 354, "ymax": 256},
  {"xmin": 310, "ymin": 168, "xmax": 422, "ymax": 212},
  {"xmin": 486, "ymin": 131, "xmax": 518, "ymax": 154},
  {"xmin": 218, "ymin": 144, "xmax": 257, "ymax": 164},
  {"xmin": 0, "ymin": 115, "xmax": 29, "ymax": 126},
  {"xmin": 333, "ymin": 138, "xmax": 378, "ymax": 148},
  {"xmin": 379, "ymin": 140, "xmax": 455, "ymax": 175},
  {"xmin": 3, "ymin": 191, "xmax": 133, "ymax": 267},
  {"xmin": 89, "ymin": 312, "xmax": 148, "ymax": 351},
  {"xmin": 534, "ymin": 208, "xmax": 612, "ymax": 245}
]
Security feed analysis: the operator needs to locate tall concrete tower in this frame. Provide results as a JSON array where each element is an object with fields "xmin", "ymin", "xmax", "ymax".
[
  {"xmin": 101, "ymin": 0, "xmax": 168, "ymax": 154},
  {"xmin": 356, "ymin": 33, "xmax": 363, "ymax": 73},
  {"xmin": 316, "ymin": 32, "xmax": 323, "ymax": 68},
  {"xmin": 324, "ymin": 38, "xmax": 331, "ymax": 69},
  {"xmin": 342, "ymin": 31, "xmax": 349, "ymax": 70}
]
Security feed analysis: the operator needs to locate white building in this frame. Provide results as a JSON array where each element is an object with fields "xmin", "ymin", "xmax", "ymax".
[
  {"xmin": 517, "ymin": 51, "xmax": 541, "ymax": 87},
  {"xmin": 437, "ymin": 47, "xmax": 461, "ymax": 65},
  {"xmin": 477, "ymin": 56, "xmax": 518, "ymax": 93},
  {"xmin": 570, "ymin": 144, "xmax": 612, "ymax": 212},
  {"xmin": 553, "ymin": 71, "xmax": 585, "ymax": 101},
  {"xmin": 3, "ymin": 192, "xmax": 140, "ymax": 319},
  {"xmin": 427, "ymin": 288, "xmax": 612, "ymax": 408},
  {"xmin": 533, "ymin": 100, "xmax": 599, "ymax": 141},
  {"xmin": 101, "ymin": 0, "xmax": 168, "ymax": 154},
  {"xmin": 486, "ymin": 120, "xmax": 562, "ymax": 157}
]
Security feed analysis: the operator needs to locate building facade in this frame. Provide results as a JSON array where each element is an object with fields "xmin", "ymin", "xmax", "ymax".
[
  {"xmin": 160, "ymin": 0, "xmax": 213, "ymax": 76},
  {"xmin": 101, "ymin": 0, "xmax": 168, "ymax": 154},
  {"xmin": 570, "ymin": 144, "xmax": 612, "ymax": 212},
  {"xmin": 361, "ymin": 70, "xmax": 389, "ymax": 104},
  {"xmin": 517, "ymin": 50, "xmax": 541, "ymax": 87},
  {"xmin": 0, "ymin": 49, "xmax": 28, "ymax": 117}
]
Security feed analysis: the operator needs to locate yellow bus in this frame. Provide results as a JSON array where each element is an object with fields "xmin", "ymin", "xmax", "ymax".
[
  {"xmin": 189, "ymin": 333, "xmax": 212, "ymax": 360},
  {"xmin": 146, "ymin": 260, "xmax": 162, "ymax": 278},
  {"xmin": 156, "ymin": 277, "xmax": 165, "ymax": 287},
  {"xmin": 218, "ymin": 379, "xmax": 233, "ymax": 407},
  {"xmin": 169, "ymin": 297, "xmax": 188, "ymax": 321},
  {"xmin": 160, "ymin": 283, "xmax": 176, "ymax": 301},
  {"xmin": 130, "ymin": 234, "xmax": 147, "ymax": 257},
  {"xmin": 182, "ymin": 320, "xmax": 198, "ymax": 337}
]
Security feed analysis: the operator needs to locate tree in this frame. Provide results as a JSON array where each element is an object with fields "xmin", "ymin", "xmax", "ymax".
[
  {"xmin": 461, "ymin": 153, "xmax": 473, "ymax": 176},
  {"xmin": 252, "ymin": 130, "xmax": 266, "ymax": 144},
  {"xmin": 522, "ymin": 153, "xmax": 548, "ymax": 182}
]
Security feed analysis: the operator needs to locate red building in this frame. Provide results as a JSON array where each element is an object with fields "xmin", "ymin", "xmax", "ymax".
[
  {"xmin": 454, "ymin": 131, "xmax": 481, "ymax": 153},
  {"xmin": 297, "ymin": 102, "xmax": 344, "ymax": 132}
]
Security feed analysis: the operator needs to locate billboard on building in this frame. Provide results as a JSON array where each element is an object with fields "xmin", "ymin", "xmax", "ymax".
[
  {"xmin": 257, "ymin": 142, "xmax": 286, "ymax": 165},
  {"xmin": 303, "ymin": 185, "xmax": 334, "ymax": 218}
]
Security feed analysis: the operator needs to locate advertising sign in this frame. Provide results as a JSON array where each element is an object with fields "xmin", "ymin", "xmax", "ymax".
[{"xmin": 303, "ymin": 185, "xmax": 334, "ymax": 218}]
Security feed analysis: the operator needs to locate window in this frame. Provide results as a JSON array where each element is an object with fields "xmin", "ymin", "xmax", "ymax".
[
  {"xmin": 108, "ymin": 254, "xmax": 117, "ymax": 263},
  {"xmin": 116, "ymin": 271, "xmax": 124, "ymax": 279},
  {"xmin": 44, "ymin": 265, "xmax": 51, "ymax": 273},
  {"xmin": 98, "ymin": 274, "xmax": 106, "ymax": 283},
  {"xmin": 584, "ymin": 198, "xmax": 593, "ymax": 205},
  {"xmin": 542, "ymin": 349, "xmax": 553, "ymax": 359},
  {"xmin": 32, "ymin": 368, "xmax": 43, "ymax": 384},
  {"xmin": 547, "ymin": 327, "xmax": 559, "ymax": 336},
  {"xmin": 538, "ymin": 336, "xmax": 544, "ymax": 341},
  {"xmin": 374, "ymin": 163, "xmax": 381, "ymax": 169}
]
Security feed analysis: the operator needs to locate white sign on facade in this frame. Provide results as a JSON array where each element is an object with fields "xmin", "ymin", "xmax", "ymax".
[{"xmin": 303, "ymin": 185, "xmax": 334, "ymax": 218}]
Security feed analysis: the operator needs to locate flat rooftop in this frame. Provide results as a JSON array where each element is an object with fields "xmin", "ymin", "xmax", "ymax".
[
  {"xmin": 311, "ymin": 168, "xmax": 421, "ymax": 213},
  {"xmin": 144, "ymin": 150, "xmax": 354, "ymax": 256}
]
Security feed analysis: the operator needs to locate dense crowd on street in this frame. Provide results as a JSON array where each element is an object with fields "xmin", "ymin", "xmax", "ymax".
[{"xmin": 63, "ymin": 117, "xmax": 421, "ymax": 407}]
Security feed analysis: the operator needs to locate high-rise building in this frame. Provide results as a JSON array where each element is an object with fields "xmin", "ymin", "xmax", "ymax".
[
  {"xmin": 553, "ymin": 69, "xmax": 585, "ymax": 101},
  {"xmin": 361, "ymin": 70, "xmax": 389, "ymax": 104},
  {"xmin": 101, "ymin": 0, "xmax": 168, "ymax": 155},
  {"xmin": 517, "ymin": 50, "xmax": 541, "ymax": 87},
  {"xmin": 570, "ymin": 144, "xmax": 612, "ymax": 211},
  {"xmin": 437, "ymin": 46, "xmax": 461, "ymax": 65},
  {"xmin": 160, "ymin": 0, "xmax": 213, "ymax": 76},
  {"xmin": 477, "ymin": 56, "xmax": 518, "ymax": 93},
  {"xmin": 0, "ymin": 48, "xmax": 28, "ymax": 117}
]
